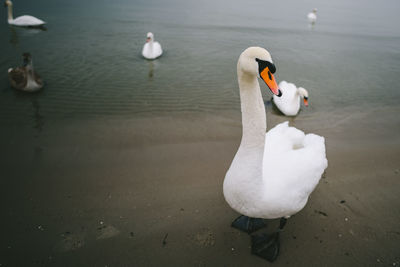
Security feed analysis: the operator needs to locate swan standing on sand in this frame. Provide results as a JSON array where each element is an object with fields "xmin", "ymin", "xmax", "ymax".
[
  {"xmin": 273, "ymin": 80, "xmax": 309, "ymax": 116},
  {"xmin": 4, "ymin": 0, "xmax": 45, "ymax": 27},
  {"xmin": 8, "ymin": 53, "xmax": 43, "ymax": 92},
  {"xmin": 223, "ymin": 47, "xmax": 327, "ymax": 262},
  {"xmin": 142, "ymin": 32, "xmax": 162, "ymax": 60},
  {"xmin": 307, "ymin": 8, "xmax": 317, "ymax": 24}
]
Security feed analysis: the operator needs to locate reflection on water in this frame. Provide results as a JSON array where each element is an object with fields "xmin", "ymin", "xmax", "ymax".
[
  {"xmin": 9, "ymin": 27, "xmax": 19, "ymax": 47},
  {"xmin": 147, "ymin": 60, "xmax": 154, "ymax": 80},
  {"xmin": 8, "ymin": 25, "xmax": 46, "ymax": 47},
  {"xmin": 31, "ymin": 97, "xmax": 44, "ymax": 133}
]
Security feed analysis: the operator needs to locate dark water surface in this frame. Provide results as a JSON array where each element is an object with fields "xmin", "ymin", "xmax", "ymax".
[{"xmin": 1, "ymin": 0, "xmax": 400, "ymax": 123}]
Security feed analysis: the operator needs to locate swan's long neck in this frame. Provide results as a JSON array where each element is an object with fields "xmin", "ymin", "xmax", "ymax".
[
  {"xmin": 238, "ymin": 71, "xmax": 266, "ymax": 149},
  {"xmin": 7, "ymin": 3, "xmax": 14, "ymax": 22},
  {"xmin": 25, "ymin": 61, "xmax": 40, "ymax": 89},
  {"xmin": 148, "ymin": 39, "xmax": 153, "ymax": 49},
  {"xmin": 223, "ymin": 69, "xmax": 266, "ymax": 213},
  {"xmin": 232, "ymin": 69, "xmax": 266, "ymax": 189},
  {"xmin": 26, "ymin": 60, "xmax": 34, "ymax": 74}
]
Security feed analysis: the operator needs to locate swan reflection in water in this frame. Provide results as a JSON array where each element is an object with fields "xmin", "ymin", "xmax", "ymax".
[
  {"xmin": 9, "ymin": 27, "xmax": 18, "ymax": 46},
  {"xmin": 147, "ymin": 60, "xmax": 160, "ymax": 81},
  {"xmin": 31, "ymin": 97, "xmax": 44, "ymax": 133},
  {"xmin": 9, "ymin": 25, "xmax": 46, "ymax": 47},
  {"xmin": 148, "ymin": 60, "xmax": 154, "ymax": 80}
]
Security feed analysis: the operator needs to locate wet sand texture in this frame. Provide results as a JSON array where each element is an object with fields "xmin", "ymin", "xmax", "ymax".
[{"xmin": 1, "ymin": 107, "xmax": 400, "ymax": 266}]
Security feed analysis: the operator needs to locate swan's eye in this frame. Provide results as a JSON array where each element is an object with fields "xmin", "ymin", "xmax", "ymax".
[{"xmin": 255, "ymin": 58, "xmax": 276, "ymax": 75}]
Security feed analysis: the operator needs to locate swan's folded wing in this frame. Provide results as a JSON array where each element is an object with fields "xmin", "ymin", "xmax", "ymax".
[
  {"xmin": 12, "ymin": 15, "xmax": 45, "ymax": 26},
  {"xmin": 8, "ymin": 67, "xmax": 27, "ymax": 90},
  {"xmin": 263, "ymin": 122, "xmax": 328, "ymax": 207},
  {"xmin": 34, "ymin": 71, "xmax": 44, "ymax": 86},
  {"xmin": 153, "ymin": 42, "xmax": 163, "ymax": 57}
]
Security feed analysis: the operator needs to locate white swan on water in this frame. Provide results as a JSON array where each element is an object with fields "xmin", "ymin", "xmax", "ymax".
[
  {"xmin": 142, "ymin": 32, "xmax": 162, "ymax": 59},
  {"xmin": 273, "ymin": 80, "xmax": 309, "ymax": 116},
  {"xmin": 223, "ymin": 47, "xmax": 327, "ymax": 262},
  {"xmin": 307, "ymin": 8, "xmax": 317, "ymax": 24},
  {"xmin": 4, "ymin": 0, "xmax": 45, "ymax": 27}
]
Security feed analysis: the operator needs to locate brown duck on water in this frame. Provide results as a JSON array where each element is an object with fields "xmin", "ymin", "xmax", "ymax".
[{"xmin": 8, "ymin": 52, "xmax": 43, "ymax": 92}]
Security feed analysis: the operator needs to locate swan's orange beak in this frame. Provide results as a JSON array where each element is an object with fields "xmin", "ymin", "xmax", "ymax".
[
  {"xmin": 303, "ymin": 97, "xmax": 309, "ymax": 107},
  {"xmin": 146, "ymin": 37, "xmax": 151, "ymax": 42},
  {"xmin": 260, "ymin": 67, "xmax": 281, "ymax": 96}
]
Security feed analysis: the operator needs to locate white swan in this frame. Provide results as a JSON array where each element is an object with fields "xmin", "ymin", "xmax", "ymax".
[
  {"xmin": 142, "ymin": 32, "xmax": 162, "ymax": 60},
  {"xmin": 4, "ymin": 0, "xmax": 45, "ymax": 27},
  {"xmin": 307, "ymin": 8, "xmax": 317, "ymax": 24},
  {"xmin": 8, "ymin": 53, "xmax": 43, "ymax": 92},
  {"xmin": 223, "ymin": 47, "xmax": 327, "ymax": 262},
  {"xmin": 273, "ymin": 80, "xmax": 309, "ymax": 116}
]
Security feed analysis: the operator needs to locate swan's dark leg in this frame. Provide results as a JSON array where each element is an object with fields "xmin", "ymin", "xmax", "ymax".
[
  {"xmin": 251, "ymin": 218, "xmax": 288, "ymax": 262},
  {"xmin": 231, "ymin": 215, "xmax": 267, "ymax": 234}
]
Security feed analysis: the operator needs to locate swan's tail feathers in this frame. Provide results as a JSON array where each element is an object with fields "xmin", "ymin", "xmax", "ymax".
[
  {"xmin": 304, "ymin": 134, "xmax": 326, "ymax": 152},
  {"xmin": 302, "ymin": 133, "xmax": 329, "ymax": 184},
  {"xmin": 278, "ymin": 80, "xmax": 296, "ymax": 89},
  {"xmin": 278, "ymin": 80, "xmax": 288, "ymax": 88}
]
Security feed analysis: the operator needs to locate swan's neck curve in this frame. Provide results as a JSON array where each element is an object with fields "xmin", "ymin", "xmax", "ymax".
[
  {"xmin": 7, "ymin": 3, "xmax": 14, "ymax": 22},
  {"xmin": 223, "ymin": 69, "xmax": 267, "ymax": 214},
  {"xmin": 238, "ymin": 71, "xmax": 266, "ymax": 149},
  {"xmin": 232, "ymin": 69, "xmax": 267, "ymax": 188},
  {"xmin": 25, "ymin": 61, "xmax": 40, "ymax": 89},
  {"xmin": 26, "ymin": 60, "xmax": 34, "ymax": 73}
]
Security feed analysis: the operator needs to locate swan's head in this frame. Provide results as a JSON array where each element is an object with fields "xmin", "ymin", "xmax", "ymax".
[
  {"xmin": 312, "ymin": 8, "xmax": 317, "ymax": 14},
  {"xmin": 238, "ymin": 46, "xmax": 281, "ymax": 96},
  {"xmin": 298, "ymin": 87, "xmax": 309, "ymax": 106},
  {"xmin": 4, "ymin": 0, "xmax": 12, "ymax": 7},
  {"xmin": 22, "ymin": 52, "xmax": 32, "ymax": 66},
  {"xmin": 146, "ymin": 32, "xmax": 154, "ymax": 43}
]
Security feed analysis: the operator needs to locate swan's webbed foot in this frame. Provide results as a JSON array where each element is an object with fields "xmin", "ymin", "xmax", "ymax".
[
  {"xmin": 251, "ymin": 232, "xmax": 280, "ymax": 262},
  {"xmin": 231, "ymin": 215, "xmax": 266, "ymax": 234}
]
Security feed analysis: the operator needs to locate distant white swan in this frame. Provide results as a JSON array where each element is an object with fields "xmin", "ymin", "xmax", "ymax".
[
  {"xmin": 8, "ymin": 53, "xmax": 43, "ymax": 92},
  {"xmin": 4, "ymin": 0, "xmax": 45, "ymax": 27},
  {"xmin": 223, "ymin": 47, "xmax": 327, "ymax": 262},
  {"xmin": 273, "ymin": 80, "xmax": 309, "ymax": 116},
  {"xmin": 142, "ymin": 32, "xmax": 162, "ymax": 59},
  {"xmin": 307, "ymin": 8, "xmax": 317, "ymax": 24}
]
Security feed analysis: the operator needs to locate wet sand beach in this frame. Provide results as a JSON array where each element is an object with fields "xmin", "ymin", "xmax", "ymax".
[{"xmin": 1, "ymin": 105, "xmax": 399, "ymax": 266}]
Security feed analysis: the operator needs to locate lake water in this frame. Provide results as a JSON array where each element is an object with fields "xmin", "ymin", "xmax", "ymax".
[{"xmin": 1, "ymin": 0, "xmax": 400, "ymax": 124}]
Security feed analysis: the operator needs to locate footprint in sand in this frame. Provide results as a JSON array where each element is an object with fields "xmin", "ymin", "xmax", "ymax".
[
  {"xmin": 54, "ymin": 232, "xmax": 85, "ymax": 252},
  {"xmin": 193, "ymin": 228, "xmax": 215, "ymax": 247},
  {"xmin": 96, "ymin": 224, "xmax": 120, "ymax": 240}
]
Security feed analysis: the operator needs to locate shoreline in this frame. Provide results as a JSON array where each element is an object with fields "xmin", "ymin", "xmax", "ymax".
[{"xmin": 1, "ymin": 106, "xmax": 399, "ymax": 266}]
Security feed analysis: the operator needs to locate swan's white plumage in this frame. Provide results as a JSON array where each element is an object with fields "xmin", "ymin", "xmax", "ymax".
[
  {"xmin": 5, "ymin": 0, "xmax": 45, "ymax": 27},
  {"xmin": 142, "ymin": 32, "xmax": 163, "ymax": 59},
  {"xmin": 273, "ymin": 80, "xmax": 308, "ymax": 116},
  {"xmin": 10, "ymin": 15, "xmax": 45, "ymax": 27},
  {"xmin": 262, "ymin": 122, "xmax": 327, "ymax": 218},
  {"xmin": 307, "ymin": 8, "xmax": 317, "ymax": 24},
  {"xmin": 223, "ymin": 47, "xmax": 327, "ymax": 220}
]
